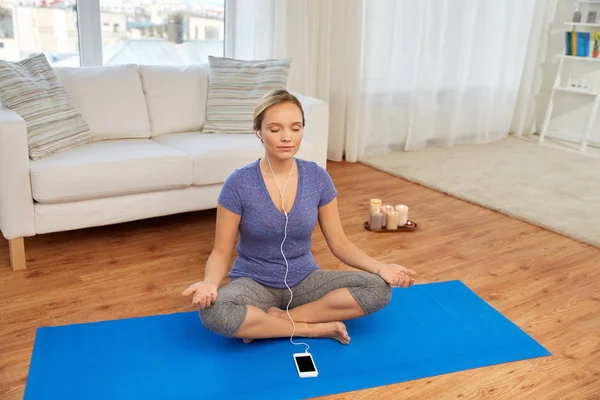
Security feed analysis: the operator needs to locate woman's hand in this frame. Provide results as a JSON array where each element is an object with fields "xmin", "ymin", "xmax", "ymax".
[
  {"xmin": 181, "ymin": 281, "xmax": 218, "ymax": 309},
  {"xmin": 377, "ymin": 264, "xmax": 417, "ymax": 288}
]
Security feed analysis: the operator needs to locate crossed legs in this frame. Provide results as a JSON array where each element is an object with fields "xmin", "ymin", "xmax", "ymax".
[{"xmin": 199, "ymin": 270, "xmax": 391, "ymax": 345}]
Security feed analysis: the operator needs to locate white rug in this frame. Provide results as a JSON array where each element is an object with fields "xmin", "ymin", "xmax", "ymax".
[{"xmin": 360, "ymin": 136, "xmax": 600, "ymax": 248}]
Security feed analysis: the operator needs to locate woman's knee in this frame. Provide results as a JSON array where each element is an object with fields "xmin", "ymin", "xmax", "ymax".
[
  {"xmin": 198, "ymin": 298, "xmax": 247, "ymax": 338},
  {"xmin": 350, "ymin": 273, "xmax": 392, "ymax": 315},
  {"xmin": 370, "ymin": 274, "xmax": 393, "ymax": 311}
]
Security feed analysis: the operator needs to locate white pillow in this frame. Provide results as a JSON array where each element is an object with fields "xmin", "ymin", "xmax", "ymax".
[
  {"xmin": 54, "ymin": 64, "xmax": 151, "ymax": 141},
  {"xmin": 202, "ymin": 56, "xmax": 291, "ymax": 134},
  {"xmin": 0, "ymin": 54, "xmax": 90, "ymax": 160},
  {"xmin": 139, "ymin": 65, "xmax": 209, "ymax": 137}
]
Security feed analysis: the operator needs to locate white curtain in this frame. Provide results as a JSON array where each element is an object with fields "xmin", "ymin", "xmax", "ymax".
[
  {"xmin": 511, "ymin": 0, "xmax": 559, "ymax": 137},
  {"xmin": 228, "ymin": 0, "xmax": 549, "ymax": 162},
  {"xmin": 226, "ymin": 0, "xmax": 362, "ymax": 161}
]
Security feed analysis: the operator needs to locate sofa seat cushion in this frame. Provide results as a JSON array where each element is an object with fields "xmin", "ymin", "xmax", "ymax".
[
  {"xmin": 30, "ymin": 139, "xmax": 193, "ymax": 203},
  {"xmin": 152, "ymin": 132, "xmax": 265, "ymax": 185}
]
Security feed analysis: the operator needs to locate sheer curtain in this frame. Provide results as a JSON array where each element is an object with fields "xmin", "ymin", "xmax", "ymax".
[
  {"xmin": 225, "ymin": 0, "xmax": 362, "ymax": 162},
  {"xmin": 511, "ymin": 0, "xmax": 559, "ymax": 137},
  {"xmin": 227, "ymin": 0, "xmax": 547, "ymax": 162},
  {"xmin": 359, "ymin": 0, "xmax": 538, "ymax": 157}
]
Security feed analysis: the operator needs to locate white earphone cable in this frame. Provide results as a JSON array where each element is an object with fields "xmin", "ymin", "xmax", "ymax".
[{"xmin": 265, "ymin": 155, "xmax": 310, "ymax": 354}]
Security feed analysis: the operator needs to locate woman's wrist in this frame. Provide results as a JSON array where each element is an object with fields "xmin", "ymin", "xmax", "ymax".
[
  {"xmin": 203, "ymin": 268, "xmax": 224, "ymax": 287},
  {"xmin": 203, "ymin": 253, "xmax": 229, "ymax": 287},
  {"xmin": 354, "ymin": 258, "xmax": 385, "ymax": 275},
  {"xmin": 372, "ymin": 262, "xmax": 386, "ymax": 276},
  {"xmin": 337, "ymin": 239, "xmax": 386, "ymax": 275},
  {"xmin": 203, "ymin": 275, "xmax": 222, "ymax": 287}
]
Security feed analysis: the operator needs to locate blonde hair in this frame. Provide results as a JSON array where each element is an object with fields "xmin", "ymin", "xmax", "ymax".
[{"xmin": 253, "ymin": 90, "xmax": 305, "ymax": 132}]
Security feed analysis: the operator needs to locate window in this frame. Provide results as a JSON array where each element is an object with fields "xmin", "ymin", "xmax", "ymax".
[
  {"xmin": 205, "ymin": 25, "xmax": 219, "ymax": 40},
  {"xmin": 0, "ymin": 0, "xmax": 80, "ymax": 66},
  {"xmin": 0, "ymin": 0, "xmax": 226, "ymax": 67},
  {"xmin": 97, "ymin": 0, "xmax": 224, "ymax": 66}
]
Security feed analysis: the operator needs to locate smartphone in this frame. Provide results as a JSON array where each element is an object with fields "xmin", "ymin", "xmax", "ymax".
[{"xmin": 293, "ymin": 352, "xmax": 318, "ymax": 378}]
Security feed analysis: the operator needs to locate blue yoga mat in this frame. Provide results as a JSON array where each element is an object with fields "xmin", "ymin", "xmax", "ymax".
[{"xmin": 25, "ymin": 280, "xmax": 550, "ymax": 399}]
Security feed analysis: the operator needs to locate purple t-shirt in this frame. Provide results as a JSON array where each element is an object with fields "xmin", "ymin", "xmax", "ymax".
[{"xmin": 217, "ymin": 158, "xmax": 337, "ymax": 288}]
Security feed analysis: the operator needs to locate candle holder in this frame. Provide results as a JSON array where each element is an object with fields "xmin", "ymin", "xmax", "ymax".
[
  {"xmin": 365, "ymin": 199, "xmax": 416, "ymax": 232},
  {"xmin": 364, "ymin": 220, "xmax": 417, "ymax": 232}
]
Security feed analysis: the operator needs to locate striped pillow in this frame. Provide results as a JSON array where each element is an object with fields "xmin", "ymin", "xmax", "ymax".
[
  {"xmin": 0, "ymin": 54, "xmax": 90, "ymax": 160},
  {"xmin": 202, "ymin": 56, "xmax": 291, "ymax": 134}
]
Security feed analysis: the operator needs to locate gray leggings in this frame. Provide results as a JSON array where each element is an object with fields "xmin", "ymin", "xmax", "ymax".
[{"xmin": 199, "ymin": 269, "xmax": 392, "ymax": 338}]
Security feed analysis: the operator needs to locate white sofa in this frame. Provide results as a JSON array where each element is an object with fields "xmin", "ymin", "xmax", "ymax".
[{"xmin": 0, "ymin": 64, "xmax": 329, "ymax": 270}]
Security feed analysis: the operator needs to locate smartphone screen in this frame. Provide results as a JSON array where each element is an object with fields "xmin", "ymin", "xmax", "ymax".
[{"xmin": 295, "ymin": 355, "xmax": 316, "ymax": 372}]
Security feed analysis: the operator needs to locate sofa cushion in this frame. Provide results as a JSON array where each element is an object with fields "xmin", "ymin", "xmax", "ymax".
[
  {"xmin": 139, "ymin": 65, "xmax": 209, "ymax": 137},
  {"xmin": 152, "ymin": 132, "xmax": 265, "ymax": 185},
  {"xmin": 30, "ymin": 139, "xmax": 193, "ymax": 203},
  {"xmin": 0, "ymin": 54, "xmax": 90, "ymax": 160},
  {"xmin": 53, "ymin": 65, "xmax": 151, "ymax": 141},
  {"xmin": 202, "ymin": 56, "xmax": 291, "ymax": 134}
]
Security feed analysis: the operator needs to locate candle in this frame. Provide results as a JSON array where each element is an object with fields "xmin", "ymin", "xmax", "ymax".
[
  {"xmin": 381, "ymin": 204, "xmax": 393, "ymax": 226},
  {"xmin": 395, "ymin": 204, "xmax": 408, "ymax": 226},
  {"xmin": 381, "ymin": 204, "xmax": 394, "ymax": 214},
  {"xmin": 369, "ymin": 211, "xmax": 384, "ymax": 230},
  {"xmin": 370, "ymin": 198, "xmax": 382, "ymax": 213},
  {"xmin": 386, "ymin": 210, "xmax": 399, "ymax": 230}
]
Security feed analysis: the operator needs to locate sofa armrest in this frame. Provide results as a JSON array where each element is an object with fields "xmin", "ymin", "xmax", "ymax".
[
  {"xmin": 0, "ymin": 108, "xmax": 35, "ymax": 240},
  {"xmin": 291, "ymin": 92, "xmax": 329, "ymax": 169}
]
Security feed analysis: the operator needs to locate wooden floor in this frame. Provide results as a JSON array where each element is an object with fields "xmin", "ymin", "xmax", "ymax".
[{"xmin": 1, "ymin": 161, "xmax": 599, "ymax": 399}]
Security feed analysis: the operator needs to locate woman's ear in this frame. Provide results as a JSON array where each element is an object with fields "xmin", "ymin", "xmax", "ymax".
[{"xmin": 256, "ymin": 130, "xmax": 263, "ymax": 143}]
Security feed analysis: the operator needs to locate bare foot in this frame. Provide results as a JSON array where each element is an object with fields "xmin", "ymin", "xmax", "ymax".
[
  {"xmin": 316, "ymin": 321, "xmax": 351, "ymax": 345},
  {"xmin": 268, "ymin": 308, "xmax": 350, "ymax": 344},
  {"xmin": 241, "ymin": 316, "xmax": 350, "ymax": 345},
  {"xmin": 267, "ymin": 307, "xmax": 286, "ymax": 318}
]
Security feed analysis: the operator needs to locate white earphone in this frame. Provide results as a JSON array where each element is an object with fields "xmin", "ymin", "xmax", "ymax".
[{"xmin": 265, "ymin": 154, "xmax": 310, "ymax": 354}]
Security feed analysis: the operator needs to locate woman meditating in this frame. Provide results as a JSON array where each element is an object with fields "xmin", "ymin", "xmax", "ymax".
[{"xmin": 182, "ymin": 90, "xmax": 417, "ymax": 345}]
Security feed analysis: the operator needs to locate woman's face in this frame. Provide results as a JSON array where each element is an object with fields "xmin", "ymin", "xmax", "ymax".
[{"xmin": 257, "ymin": 102, "xmax": 303, "ymax": 161}]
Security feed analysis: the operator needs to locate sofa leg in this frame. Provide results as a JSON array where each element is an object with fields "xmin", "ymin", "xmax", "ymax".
[{"xmin": 9, "ymin": 237, "xmax": 26, "ymax": 271}]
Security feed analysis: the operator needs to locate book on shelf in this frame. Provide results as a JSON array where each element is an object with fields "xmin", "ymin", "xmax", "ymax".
[{"xmin": 566, "ymin": 31, "xmax": 591, "ymax": 56}]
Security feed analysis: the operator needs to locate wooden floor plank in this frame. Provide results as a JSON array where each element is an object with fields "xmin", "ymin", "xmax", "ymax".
[{"xmin": 0, "ymin": 161, "xmax": 598, "ymax": 399}]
